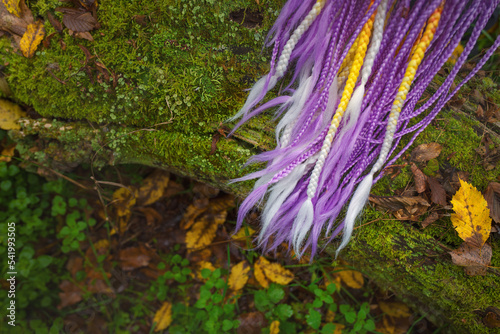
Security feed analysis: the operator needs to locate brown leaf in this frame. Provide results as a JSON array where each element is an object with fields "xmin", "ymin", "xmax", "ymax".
[
  {"xmin": 0, "ymin": 143, "xmax": 15, "ymax": 162},
  {"xmin": 208, "ymin": 194, "xmax": 235, "ymax": 212},
  {"xmin": 482, "ymin": 307, "xmax": 500, "ymax": 328},
  {"xmin": 56, "ymin": 8, "xmax": 98, "ymax": 32},
  {"xmin": 58, "ymin": 280, "xmax": 82, "ymax": 309},
  {"xmin": 449, "ymin": 242, "xmax": 492, "ymax": 276},
  {"xmin": 133, "ymin": 14, "xmax": 148, "ymax": 27},
  {"xmin": 411, "ymin": 143, "xmax": 442, "ymax": 162},
  {"xmin": 484, "ymin": 182, "xmax": 500, "ymax": 223},
  {"xmin": 2, "ymin": 0, "xmax": 21, "ymax": 17},
  {"xmin": 47, "ymin": 12, "xmax": 63, "ymax": 33},
  {"xmin": 369, "ymin": 195, "xmax": 430, "ymax": 221},
  {"xmin": 75, "ymin": 31, "xmax": 93, "ymax": 41},
  {"xmin": 193, "ymin": 182, "xmax": 220, "ymax": 198},
  {"xmin": 136, "ymin": 207, "xmax": 162, "ymax": 225},
  {"xmin": 119, "ymin": 245, "xmax": 152, "ymax": 271},
  {"xmin": 421, "ymin": 212, "xmax": 439, "ymax": 228},
  {"xmin": 20, "ymin": 20, "xmax": 45, "ymax": 58},
  {"xmin": 410, "ymin": 163, "xmax": 427, "ymax": 193},
  {"xmin": 237, "ymin": 312, "xmax": 267, "ymax": 334},
  {"xmin": 427, "ymin": 177, "xmax": 447, "ymax": 206}
]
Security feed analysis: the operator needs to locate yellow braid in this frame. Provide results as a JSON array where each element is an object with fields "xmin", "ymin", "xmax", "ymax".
[
  {"xmin": 329, "ymin": 12, "xmax": 376, "ymax": 133},
  {"xmin": 338, "ymin": 36, "xmax": 360, "ymax": 82},
  {"xmin": 394, "ymin": 6, "xmax": 442, "ymax": 112}
]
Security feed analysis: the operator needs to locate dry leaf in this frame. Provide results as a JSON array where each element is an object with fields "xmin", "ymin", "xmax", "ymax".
[
  {"xmin": 484, "ymin": 182, "xmax": 500, "ymax": 223},
  {"xmin": 2, "ymin": 0, "xmax": 20, "ymax": 17},
  {"xmin": 119, "ymin": 245, "xmax": 152, "ymax": 271},
  {"xmin": 0, "ymin": 143, "xmax": 16, "ymax": 162},
  {"xmin": 185, "ymin": 212, "xmax": 225, "ymax": 250},
  {"xmin": 136, "ymin": 170, "xmax": 170, "ymax": 206},
  {"xmin": 410, "ymin": 163, "xmax": 427, "ymax": 193},
  {"xmin": 379, "ymin": 301, "xmax": 411, "ymax": 318},
  {"xmin": 181, "ymin": 197, "xmax": 209, "ymax": 230},
  {"xmin": 369, "ymin": 195, "xmax": 430, "ymax": 221},
  {"xmin": 337, "ymin": 269, "xmax": 364, "ymax": 289},
  {"xmin": 136, "ymin": 207, "xmax": 162, "ymax": 225},
  {"xmin": 228, "ymin": 261, "xmax": 250, "ymax": 291},
  {"xmin": 56, "ymin": 8, "xmax": 98, "ymax": 32},
  {"xmin": 376, "ymin": 314, "xmax": 410, "ymax": 334},
  {"xmin": 421, "ymin": 212, "xmax": 439, "ymax": 228},
  {"xmin": 47, "ymin": 12, "xmax": 63, "ymax": 33},
  {"xmin": 0, "ymin": 99, "xmax": 26, "ymax": 130},
  {"xmin": 427, "ymin": 177, "xmax": 447, "ymax": 206},
  {"xmin": 232, "ymin": 226, "xmax": 255, "ymax": 240},
  {"xmin": 20, "ymin": 20, "xmax": 45, "ymax": 58},
  {"xmin": 237, "ymin": 312, "xmax": 267, "ymax": 334},
  {"xmin": 269, "ymin": 320, "xmax": 280, "ymax": 334},
  {"xmin": 195, "ymin": 261, "xmax": 215, "ymax": 280},
  {"xmin": 112, "ymin": 187, "xmax": 136, "ymax": 217},
  {"xmin": 411, "ymin": 143, "xmax": 442, "ymax": 162},
  {"xmin": 254, "ymin": 257, "xmax": 270, "ymax": 288},
  {"xmin": 208, "ymin": 195, "xmax": 236, "ymax": 212},
  {"xmin": 481, "ymin": 307, "xmax": 500, "ymax": 328},
  {"xmin": 451, "ymin": 179, "xmax": 492, "ymax": 247},
  {"xmin": 75, "ymin": 31, "xmax": 94, "ymax": 41},
  {"xmin": 449, "ymin": 242, "xmax": 492, "ymax": 276},
  {"xmin": 257, "ymin": 256, "xmax": 294, "ymax": 285},
  {"xmin": 58, "ymin": 280, "xmax": 82, "ymax": 309},
  {"xmin": 153, "ymin": 302, "xmax": 173, "ymax": 332}
]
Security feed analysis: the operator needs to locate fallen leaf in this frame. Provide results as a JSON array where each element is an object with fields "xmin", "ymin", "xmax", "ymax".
[
  {"xmin": 153, "ymin": 302, "xmax": 173, "ymax": 332},
  {"xmin": 185, "ymin": 212, "xmax": 225, "ymax": 250},
  {"xmin": 376, "ymin": 314, "xmax": 410, "ymax": 334},
  {"xmin": 209, "ymin": 195, "xmax": 236, "ymax": 212},
  {"xmin": 181, "ymin": 197, "xmax": 209, "ymax": 230},
  {"xmin": 232, "ymin": 226, "xmax": 255, "ymax": 240},
  {"xmin": 451, "ymin": 179, "xmax": 492, "ymax": 247},
  {"xmin": 410, "ymin": 163, "xmax": 427, "ymax": 193},
  {"xmin": 254, "ymin": 257, "xmax": 270, "ymax": 288},
  {"xmin": 136, "ymin": 170, "xmax": 170, "ymax": 206},
  {"xmin": 2, "ymin": 0, "xmax": 20, "ymax": 17},
  {"xmin": 269, "ymin": 320, "xmax": 280, "ymax": 334},
  {"xmin": 237, "ymin": 312, "xmax": 267, "ymax": 334},
  {"xmin": 337, "ymin": 269, "xmax": 364, "ymax": 289},
  {"xmin": 427, "ymin": 177, "xmax": 447, "ymax": 206},
  {"xmin": 119, "ymin": 245, "xmax": 152, "ymax": 271},
  {"xmin": 411, "ymin": 143, "xmax": 442, "ymax": 162},
  {"xmin": 369, "ymin": 195, "xmax": 430, "ymax": 221},
  {"xmin": 47, "ymin": 12, "xmax": 63, "ymax": 33},
  {"xmin": 228, "ymin": 261, "xmax": 250, "ymax": 291},
  {"xmin": 482, "ymin": 307, "xmax": 500, "ymax": 328},
  {"xmin": 193, "ymin": 182, "xmax": 220, "ymax": 198},
  {"xmin": 421, "ymin": 212, "xmax": 439, "ymax": 228},
  {"xmin": 112, "ymin": 187, "xmax": 136, "ymax": 217},
  {"xmin": 136, "ymin": 207, "xmax": 162, "ymax": 225},
  {"xmin": 449, "ymin": 242, "xmax": 491, "ymax": 276},
  {"xmin": 379, "ymin": 301, "xmax": 411, "ymax": 318},
  {"xmin": 75, "ymin": 31, "xmax": 94, "ymax": 41},
  {"xmin": 56, "ymin": 8, "xmax": 98, "ymax": 32},
  {"xmin": 484, "ymin": 182, "xmax": 500, "ymax": 223},
  {"xmin": 257, "ymin": 256, "xmax": 294, "ymax": 285},
  {"xmin": 0, "ymin": 143, "xmax": 15, "ymax": 162},
  {"xmin": 20, "ymin": 20, "xmax": 45, "ymax": 58},
  {"xmin": 58, "ymin": 280, "xmax": 82, "ymax": 309},
  {"xmin": 0, "ymin": 99, "xmax": 26, "ymax": 130},
  {"xmin": 195, "ymin": 261, "xmax": 215, "ymax": 280}
]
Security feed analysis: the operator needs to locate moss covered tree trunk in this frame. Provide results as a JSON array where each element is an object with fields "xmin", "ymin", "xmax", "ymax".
[{"xmin": 1, "ymin": 0, "xmax": 499, "ymax": 332}]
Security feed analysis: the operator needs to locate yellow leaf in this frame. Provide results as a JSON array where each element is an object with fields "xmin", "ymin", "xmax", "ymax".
[
  {"xmin": 379, "ymin": 301, "xmax": 411, "ymax": 318},
  {"xmin": 136, "ymin": 170, "xmax": 169, "ymax": 206},
  {"xmin": 110, "ymin": 212, "xmax": 130, "ymax": 236},
  {"xmin": 20, "ymin": 20, "xmax": 45, "ymax": 58},
  {"xmin": 2, "ymin": 0, "xmax": 21, "ymax": 17},
  {"xmin": 451, "ymin": 179, "xmax": 492, "ymax": 247},
  {"xmin": 325, "ymin": 310, "xmax": 336, "ymax": 322},
  {"xmin": 259, "ymin": 257, "xmax": 294, "ymax": 285},
  {"xmin": 254, "ymin": 257, "xmax": 270, "ymax": 288},
  {"xmin": 232, "ymin": 226, "xmax": 255, "ymax": 240},
  {"xmin": 270, "ymin": 320, "xmax": 280, "ymax": 334},
  {"xmin": 208, "ymin": 194, "xmax": 235, "ymax": 212},
  {"xmin": 112, "ymin": 187, "xmax": 136, "ymax": 217},
  {"xmin": 0, "ymin": 143, "xmax": 16, "ymax": 162},
  {"xmin": 0, "ymin": 99, "xmax": 26, "ymax": 130},
  {"xmin": 180, "ymin": 198, "xmax": 209, "ymax": 230},
  {"xmin": 228, "ymin": 261, "xmax": 250, "ymax": 291},
  {"xmin": 337, "ymin": 269, "xmax": 364, "ymax": 289},
  {"xmin": 195, "ymin": 261, "xmax": 215, "ymax": 280},
  {"xmin": 331, "ymin": 323, "xmax": 345, "ymax": 334},
  {"xmin": 153, "ymin": 301, "xmax": 172, "ymax": 332},
  {"xmin": 185, "ymin": 213, "xmax": 224, "ymax": 250},
  {"xmin": 93, "ymin": 239, "xmax": 109, "ymax": 253}
]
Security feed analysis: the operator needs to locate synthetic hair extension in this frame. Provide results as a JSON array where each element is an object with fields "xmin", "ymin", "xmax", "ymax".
[{"xmin": 228, "ymin": 0, "xmax": 500, "ymax": 259}]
